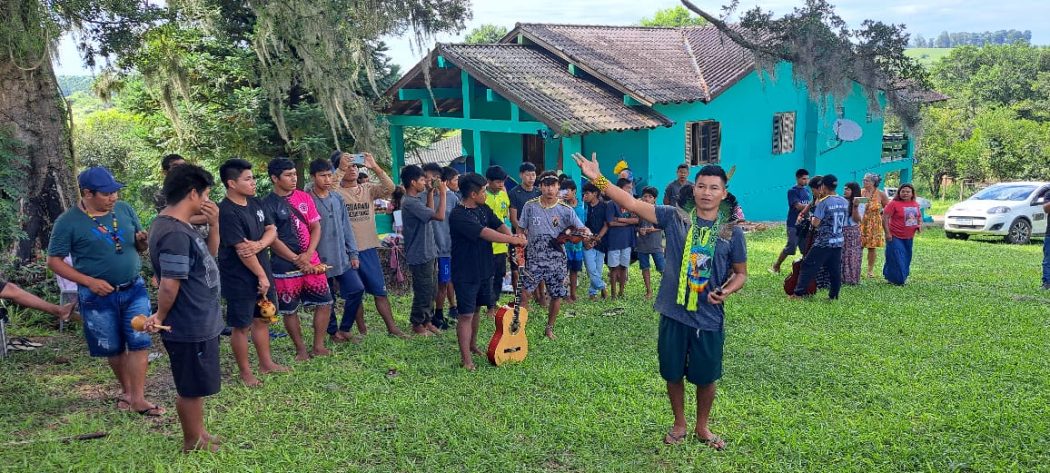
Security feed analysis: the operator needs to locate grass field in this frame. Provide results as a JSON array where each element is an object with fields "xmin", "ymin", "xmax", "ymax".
[
  {"xmin": 2, "ymin": 228, "xmax": 1048, "ymax": 472},
  {"xmin": 905, "ymin": 48, "xmax": 953, "ymax": 68}
]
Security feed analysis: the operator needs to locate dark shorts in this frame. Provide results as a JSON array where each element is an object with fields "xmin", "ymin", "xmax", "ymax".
[
  {"xmin": 357, "ymin": 248, "xmax": 389, "ymax": 297},
  {"xmin": 567, "ymin": 259, "xmax": 583, "ymax": 273},
  {"xmin": 163, "ymin": 337, "xmax": 221, "ymax": 398},
  {"xmin": 437, "ymin": 257, "xmax": 452, "ymax": 284},
  {"xmin": 225, "ymin": 288, "xmax": 277, "ymax": 329},
  {"xmin": 782, "ymin": 227, "xmax": 801, "ymax": 255},
  {"xmin": 454, "ymin": 277, "xmax": 493, "ymax": 316},
  {"xmin": 657, "ymin": 315, "xmax": 724, "ymax": 386},
  {"xmin": 491, "ymin": 252, "xmax": 508, "ymax": 306}
]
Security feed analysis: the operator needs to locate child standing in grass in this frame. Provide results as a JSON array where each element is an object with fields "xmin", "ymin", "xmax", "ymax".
[
  {"xmin": 560, "ymin": 178, "xmax": 586, "ymax": 303},
  {"xmin": 145, "ymin": 164, "xmax": 224, "ymax": 452},
  {"xmin": 573, "ymin": 152, "xmax": 747, "ymax": 450},
  {"xmin": 636, "ymin": 186, "xmax": 665, "ymax": 299},
  {"xmin": 605, "ymin": 178, "xmax": 638, "ymax": 298},
  {"xmin": 448, "ymin": 173, "xmax": 525, "ymax": 370}
]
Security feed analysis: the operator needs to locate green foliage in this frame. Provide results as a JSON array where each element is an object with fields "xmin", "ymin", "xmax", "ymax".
[
  {"xmin": 56, "ymin": 75, "xmax": 94, "ymax": 96},
  {"xmin": 916, "ymin": 29, "xmax": 1032, "ymax": 48},
  {"xmin": 914, "ymin": 43, "xmax": 1050, "ymax": 193},
  {"xmin": 639, "ymin": 6, "xmax": 707, "ymax": 27},
  {"xmin": 682, "ymin": 0, "xmax": 928, "ymax": 131},
  {"xmin": 464, "ymin": 24, "xmax": 508, "ymax": 44},
  {"xmin": 3, "ymin": 229, "xmax": 1050, "ymax": 471},
  {"xmin": 0, "ymin": 129, "xmax": 29, "ymax": 248}
]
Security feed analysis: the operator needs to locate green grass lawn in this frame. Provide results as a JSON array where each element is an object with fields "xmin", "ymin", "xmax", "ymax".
[
  {"xmin": 905, "ymin": 48, "xmax": 953, "ymax": 68},
  {"xmin": 2, "ymin": 228, "xmax": 1048, "ymax": 472}
]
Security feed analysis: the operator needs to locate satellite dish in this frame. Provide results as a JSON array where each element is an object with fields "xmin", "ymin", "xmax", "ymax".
[{"xmin": 834, "ymin": 119, "xmax": 863, "ymax": 142}]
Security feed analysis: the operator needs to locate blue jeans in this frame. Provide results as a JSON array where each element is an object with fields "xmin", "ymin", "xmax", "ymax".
[
  {"xmin": 583, "ymin": 248, "xmax": 607, "ymax": 296},
  {"xmin": 1043, "ymin": 236, "xmax": 1050, "ymax": 286},
  {"xmin": 326, "ymin": 269, "xmax": 365, "ymax": 334},
  {"xmin": 77, "ymin": 277, "xmax": 153, "ymax": 357}
]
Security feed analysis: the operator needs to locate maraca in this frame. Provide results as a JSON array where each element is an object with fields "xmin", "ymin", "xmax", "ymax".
[
  {"xmin": 257, "ymin": 297, "xmax": 278, "ymax": 324},
  {"xmin": 131, "ymin": 314, "xmax": 170, "ymax": 332}
]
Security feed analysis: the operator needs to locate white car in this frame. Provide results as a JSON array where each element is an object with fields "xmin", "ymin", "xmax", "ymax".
[{"xmin": 944, "ymin": 181, "xmax": 1050, "ymax": 244}]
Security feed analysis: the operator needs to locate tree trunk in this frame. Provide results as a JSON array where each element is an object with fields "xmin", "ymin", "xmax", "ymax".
[{"xmin": 0, "ymin": 57, "xmax": 77, "ymax": 262}]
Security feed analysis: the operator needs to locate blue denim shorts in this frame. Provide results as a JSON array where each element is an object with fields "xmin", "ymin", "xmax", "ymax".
[{"xmin": 77, "ymin": 277, "xmax": 153, "ymax": 357}]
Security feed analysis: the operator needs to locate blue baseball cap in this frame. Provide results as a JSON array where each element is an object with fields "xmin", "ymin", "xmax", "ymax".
[{"xmin": 78, "ymin": 167, "xmax": 125, "ymax": 193}]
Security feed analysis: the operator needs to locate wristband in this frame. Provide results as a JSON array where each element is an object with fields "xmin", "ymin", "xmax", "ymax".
[{"xmin": 593, "ymin": 175, "xmax": 611, "ymax": 192}]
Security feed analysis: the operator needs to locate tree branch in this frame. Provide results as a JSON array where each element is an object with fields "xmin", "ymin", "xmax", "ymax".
[{"xmin": 678, "ymin": 0, "xmax": 796, "ymax": 61}]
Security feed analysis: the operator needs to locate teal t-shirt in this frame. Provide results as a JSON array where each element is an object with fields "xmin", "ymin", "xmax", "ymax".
[{"xmin": 47, "ymin": 201, "xmax": 144, "ymax": 285}]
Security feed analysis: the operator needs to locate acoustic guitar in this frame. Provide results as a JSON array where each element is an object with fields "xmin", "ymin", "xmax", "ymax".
[
  {"xmin": 783, "ymin": 216, "xmax": 817, "ymax": 296},
  {"xmin": 487, "ymin": 245, "xmax": 529, "ymax": 366}
]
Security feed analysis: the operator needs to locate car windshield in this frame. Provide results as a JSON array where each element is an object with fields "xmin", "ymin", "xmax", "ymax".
[{"xmin": 970, "ymin": 184, "xmax": 1037, "ymax": 201}]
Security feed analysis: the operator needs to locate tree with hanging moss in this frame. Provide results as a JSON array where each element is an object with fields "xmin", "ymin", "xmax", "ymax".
[{"xmin": 680, "ymin": 0, "xmax": 929, "ymax": 131}]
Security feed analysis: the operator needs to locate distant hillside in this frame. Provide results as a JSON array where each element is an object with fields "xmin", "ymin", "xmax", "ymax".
[
  {"xmin": 905, "ymin": 48, "xmax": 953, "ymax": 68},
  {"xmin": 57, "ymin": 75, "xmax": 93, "ymax": 97}
]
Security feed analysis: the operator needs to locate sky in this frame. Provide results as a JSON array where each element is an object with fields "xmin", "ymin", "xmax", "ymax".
[{"xmin": 53, "ymin": 0, "xmax": 1050, "ymax": 76}]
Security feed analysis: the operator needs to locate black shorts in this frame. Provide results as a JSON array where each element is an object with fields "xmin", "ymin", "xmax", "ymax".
[
  {"xmin": 225, "ymin": 291, "xmax": 275, "ymax": 329},
  {"xmin": 657, "ymin": 315, "xmax": 724, "ymax": 386},
  {"xmin": 163, "ymin": 337, "xmax": 222, "ymax": 398},
  {"xmin": 455, "ymin": 277, "xmax": 493, "ymax": 317}
]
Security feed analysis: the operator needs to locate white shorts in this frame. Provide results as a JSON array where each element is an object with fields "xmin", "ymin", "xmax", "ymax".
[{"xmin": 607, "ymin": 248, "xmax": 632, "ymax": 268}]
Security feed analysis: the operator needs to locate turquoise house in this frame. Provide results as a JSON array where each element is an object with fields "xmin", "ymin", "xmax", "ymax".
[{"xmin": 382, "ymin": 23, "xmax": 934, "ymax": 221}]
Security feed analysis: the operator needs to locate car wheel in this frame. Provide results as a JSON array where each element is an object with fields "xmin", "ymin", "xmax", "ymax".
[{"xmin": 1005, "ymin": 218, "xmax": 1032, "ymax": 244}]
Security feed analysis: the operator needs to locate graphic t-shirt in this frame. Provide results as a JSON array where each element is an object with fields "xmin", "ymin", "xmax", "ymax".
[
  {"xmin": 486, "ymin": 188, "xmax": 511, "ymax": 255},
  {"xmin": 261, "ymin": 190, "xmax": 323, "ymax": 274},
  {"xmin": 449, "ymin": 203, "xmax": 504, "ymax": 283},
  {"xmin": 47, "ymin": 201, "xmax": 144, "ymax": 286},
  {"xmin": 148, "ymin": 215, "xmax": 224, "ymax": 343},
  {"xmin": 885, "ymin": 199, "xmax": 922, "ymax": 239},
  {"xmin": 218, "ymin": 197, "xmax": 274, "ymax": 300},
  {"xmin": 333, "ymin": 174, "xmax": 394, "ymax": 251},
  {"xmin": 519, "ymin": 199, "xmax": 585, "ymax": 263},
  {"xmin": 654, "ymin": 206, "xmax": 747, "ymax": 331},
  {"xmin": 813, "ymin": 195, "xmax": 849, "ymax": 248}
]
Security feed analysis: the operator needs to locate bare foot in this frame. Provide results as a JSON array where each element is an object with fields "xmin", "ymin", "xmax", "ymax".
[
  {"xmin": 425, "ymin": 323, "xmax": 443, "ymax": 335},
  {"xmin": 411, "ymin": 325, "xmax": 433, "ymax": 337},
  {"xmin": 470, "ymin": 346, "xmax": 484, "ymax": 356},
  {"xmin": 311, "ymin": 347, "xmax": 332, "ymax": 357},
  {"xmin": 645, "ymin": 291, "xmax": 653, "ymax": 299},
  {"xmin": 331, "ymin": 332, "xmax": 351, "ymax": 343},
  {"xmin": 462, "ymin": 361, "xmax": 476, "ymax": 371},
  {"xmin": 202, "ymin": 432, "xmax": 222, "ymax": 445},
  {"xmin": 388, "ymin": 328, "xmax": 410, "ymax": 339},
  {"xmin": 544, "ymin": 327, "xmax": 556, "ymax": 340},
  {"xmin": 259, "ymin": 363, "xmax": 290, "ymax": 374},
  {"xmin": 239, "ymin": 373, "xmax": 262, "ymax": 387},
  {"xmin": 55, "ymin": 302, "xmax": 76, "ymax": 322},
  {"xmin": 294, "ymin": 351, "xmax": 311, "ymax": 362},
  {"xmin": 183, "ymin": 436, "xmax": 221, "ymax": 453}
]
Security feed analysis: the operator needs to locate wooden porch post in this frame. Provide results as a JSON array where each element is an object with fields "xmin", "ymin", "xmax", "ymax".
[{"xmin": 390, "ymin": 124, "xmax": 405, "ymax": 184}]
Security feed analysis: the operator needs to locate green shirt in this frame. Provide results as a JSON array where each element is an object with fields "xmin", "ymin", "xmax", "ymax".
[{"xmin": 47, "ymin": 201, "xmax": 144, "ymax": 285}]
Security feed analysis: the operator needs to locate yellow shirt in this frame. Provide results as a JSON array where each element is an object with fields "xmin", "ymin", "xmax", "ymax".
[{"xmin": 486, "ymin": 188, "xmax": 510, "ymax": 255}]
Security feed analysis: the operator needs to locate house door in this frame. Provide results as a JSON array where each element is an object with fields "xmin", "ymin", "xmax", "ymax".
[{"xmin": 522, "ymin": 135, "xmax": 545, "ymax": 171}]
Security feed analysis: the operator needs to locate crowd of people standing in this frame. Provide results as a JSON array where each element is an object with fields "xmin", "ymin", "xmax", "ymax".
[{"xmin": 1, "ymin": 150, "xmax": 935, "ymax": 453}]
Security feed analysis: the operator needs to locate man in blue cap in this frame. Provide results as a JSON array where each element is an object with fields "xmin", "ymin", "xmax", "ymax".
[{"xmin": 47, "ymin": 167, "xmax": 166, "ymax": 417}]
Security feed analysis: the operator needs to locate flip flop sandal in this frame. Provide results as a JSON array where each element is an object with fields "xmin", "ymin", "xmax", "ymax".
[
  {"xmin": 698, "ymin": 435, "xmax": 726, "ymax": 451},
  {"xmin": 15, "ymin": 337, "xmax": 43, "ymax": 348},
  {"xmin": 8, "ymin": 339, "xmax": 35, "ymax": 351},
  {"xmin": 136, "ymin": 405, "xmax": 165, "ymax": 417},
  {"xmin": 663, "ymin": 429, "xmax": 688, "ymax": 445}
]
